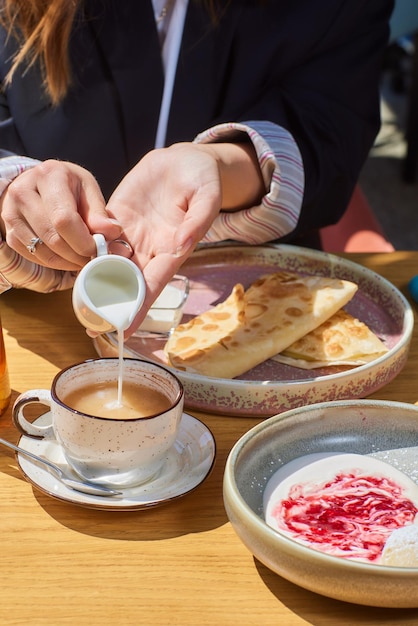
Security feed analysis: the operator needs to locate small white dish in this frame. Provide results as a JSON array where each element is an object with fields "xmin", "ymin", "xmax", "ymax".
[
  {"xmin": 16, "ymin": 412, "xmax": 216, "ymax": 511},
  {"xmin": 137, "ymin": 275, "xmax": 189, "ymax": 334}
]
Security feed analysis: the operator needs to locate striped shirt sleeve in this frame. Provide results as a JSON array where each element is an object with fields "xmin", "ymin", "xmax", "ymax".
[
  {"xmin": 0, "ymin": 241, "xmax": 77, "ymax": 292},
  {"xmin": 194, "ymin": 121, "xmax": 304, "ymax": 244},
  {"xmin": 0, "ymin": 154, "xmax": 40, "ymax": 179}
]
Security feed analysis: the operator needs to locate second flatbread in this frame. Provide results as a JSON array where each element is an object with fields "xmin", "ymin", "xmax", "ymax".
[{"xmin": 272, "ymin": 309, "xmax": 388, "ymax": 369}]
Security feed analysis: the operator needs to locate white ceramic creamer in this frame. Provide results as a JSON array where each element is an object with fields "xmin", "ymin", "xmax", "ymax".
[
  {"xmin": 72, "ymin": 234, "xmax": 146, "ymax": 335},
  {"xmin": 72, "ymin": 234, "xmax": 147, "ymax": 405}
]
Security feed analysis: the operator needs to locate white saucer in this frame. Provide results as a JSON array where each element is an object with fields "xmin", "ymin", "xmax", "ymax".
[{"xmin": 16, "ymin": 412, "xmax": 216, "ymax": 511}]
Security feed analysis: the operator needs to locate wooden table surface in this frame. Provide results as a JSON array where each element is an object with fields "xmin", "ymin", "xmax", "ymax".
[{"xmin": 1, "ymin": 252, "xmax": 418, "ymax": 626}]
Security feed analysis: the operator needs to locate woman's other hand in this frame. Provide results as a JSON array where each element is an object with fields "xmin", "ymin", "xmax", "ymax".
[{"xmin": 0, "ymin": 159, "xmax": 122, "ymax": 270}]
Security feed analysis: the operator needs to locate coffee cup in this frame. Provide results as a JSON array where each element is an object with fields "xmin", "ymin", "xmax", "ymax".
[
  {"xmin": 13, "ymin": 358, "xmax": 184, "ymax": 488},
  {"xmin": 72, "ymin": 234, "xmax": 146, "ymax": 334}
]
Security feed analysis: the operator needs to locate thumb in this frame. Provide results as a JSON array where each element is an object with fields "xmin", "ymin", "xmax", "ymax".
[{"xmin": 79, "ymin": 182, "xmax": 123, "ymax": 242}]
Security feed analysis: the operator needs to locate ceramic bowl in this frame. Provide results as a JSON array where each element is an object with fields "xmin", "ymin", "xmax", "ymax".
[{"xmin": 223, "ymin": 399, "xmax": 418, "ymax": 607}]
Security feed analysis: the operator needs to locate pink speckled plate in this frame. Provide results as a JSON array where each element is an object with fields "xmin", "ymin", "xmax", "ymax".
[{"xmin": 94, "ymin": 244, "xmax": 413, "ymax": 417}]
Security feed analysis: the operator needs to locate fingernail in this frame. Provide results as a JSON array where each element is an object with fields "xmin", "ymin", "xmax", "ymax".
[{"xmin": 108, "ymin": 218, "xmax": 122, "ymax": 228}]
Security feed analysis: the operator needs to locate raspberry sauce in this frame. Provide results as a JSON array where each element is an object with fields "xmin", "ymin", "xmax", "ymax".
[{"xmin": 271, "ymin": 471, "xmax": 418, "ymax": 562}]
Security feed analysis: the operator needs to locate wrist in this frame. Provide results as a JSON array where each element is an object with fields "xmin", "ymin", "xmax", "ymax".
[{"xmin": 197, "ymin": 142, "xmax": 265, "ymax": 211}]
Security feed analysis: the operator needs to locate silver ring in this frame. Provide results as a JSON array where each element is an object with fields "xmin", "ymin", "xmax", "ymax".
[
  {"xmin": 107, "ymin": 239, "xmax": 134, "ymax": 258},
  {"xmin": 26, "ymin": 237, "xmax": 43, "ymax": 255}
]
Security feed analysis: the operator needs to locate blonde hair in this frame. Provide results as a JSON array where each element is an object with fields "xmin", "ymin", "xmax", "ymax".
[{"xmin": 0, "ymin": 0, "xmax": 225, "ymax": 106}]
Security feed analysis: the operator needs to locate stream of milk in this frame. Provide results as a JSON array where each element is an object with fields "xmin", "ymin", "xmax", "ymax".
[{"xmin": 94, "ymin": 299, "xmax": 138, "ymax": 407}]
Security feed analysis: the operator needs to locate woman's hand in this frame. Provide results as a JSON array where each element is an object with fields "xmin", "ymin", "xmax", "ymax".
[
  {"xmin": 0, "ymin": 159, "xmax": 122, "ymax": 270},
  {"xmin": 106, "ymin": 141, "xmax": 265, "ymax": 334}
]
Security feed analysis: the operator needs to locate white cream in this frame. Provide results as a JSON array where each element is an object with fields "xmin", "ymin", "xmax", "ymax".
[{"xmin": 381, "ymin": 521, "xmax": 418, "ymax": 566}]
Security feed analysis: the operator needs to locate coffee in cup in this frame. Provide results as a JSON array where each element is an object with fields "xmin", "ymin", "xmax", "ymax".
[
  {"xmin": 13, "ymin": 358, "xmax": 184, "ymax": 488},
  {"xmin": 62, "ymin": 379, "xmax": 171, "ymax": 420}
]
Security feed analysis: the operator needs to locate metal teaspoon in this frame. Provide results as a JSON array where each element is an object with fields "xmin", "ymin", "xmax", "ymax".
[{"xmin": 0, "ymin": 436, "xmax": 122, "ymax": 497}]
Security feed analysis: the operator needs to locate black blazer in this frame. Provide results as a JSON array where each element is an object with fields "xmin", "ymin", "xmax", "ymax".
[{"xmin": 0, "ymin": 0, "xmax": 394, "ymax": 239}]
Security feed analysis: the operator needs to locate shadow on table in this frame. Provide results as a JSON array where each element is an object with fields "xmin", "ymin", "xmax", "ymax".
[
  {"xmin": 6, "ymin": 443, "xmax": 229, "ymax": 539},
  {"xmin": 254, "ymin": 558, "xmax": 418, "ymax": 625},
  {"xmin": 2, "ymin": 288, "xmax": 97, "ymax": 370}
]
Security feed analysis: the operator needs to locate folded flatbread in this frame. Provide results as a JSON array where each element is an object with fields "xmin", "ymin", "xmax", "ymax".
[
  {"xmin": 272, "ymin": 309, "xmax": 388, "ymax": 369},
  {"xmin": 164, "ymin": 271, "xmax": 358, "ymax": 378}
]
